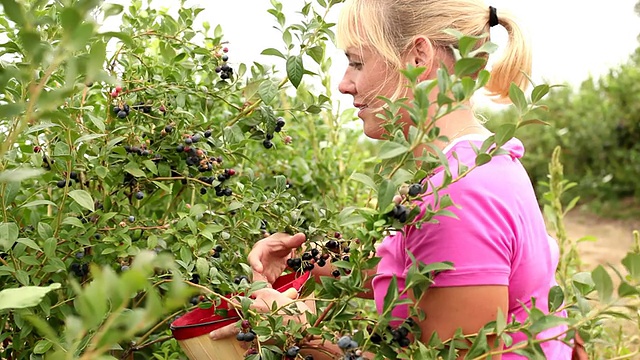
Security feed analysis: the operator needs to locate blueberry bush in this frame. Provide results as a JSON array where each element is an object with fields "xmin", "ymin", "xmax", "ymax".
[{"xmin": 1, "ymin": 1, "xmax": 640, "ymax": 360}]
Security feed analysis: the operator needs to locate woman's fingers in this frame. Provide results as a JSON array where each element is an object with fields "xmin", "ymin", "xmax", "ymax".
[
  {"xmin": 282, "ymin": 287, "xmax": 298, "ymax": 300},
  {"xmin": 209, "ymin": 323, "xmax": 240, "ymax": 340}
]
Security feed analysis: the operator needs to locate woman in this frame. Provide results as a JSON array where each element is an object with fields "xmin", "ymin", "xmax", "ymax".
[{"xmin": 211, "ymin": 0, "xmax": 574, "ymax": 358}]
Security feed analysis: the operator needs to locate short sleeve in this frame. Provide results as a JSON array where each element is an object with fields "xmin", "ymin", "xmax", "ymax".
[{"xmin": 403, "ymin": 184, "xmax": 514, "ymax": 288}]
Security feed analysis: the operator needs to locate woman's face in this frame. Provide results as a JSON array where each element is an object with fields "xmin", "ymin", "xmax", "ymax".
[{"xmin": 338, "ymin": 47, "xmax": 405, "ymax": 139}]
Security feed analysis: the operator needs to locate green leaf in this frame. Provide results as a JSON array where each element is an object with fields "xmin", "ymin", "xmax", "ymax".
[
  {"xmin": 547, "ymin": 285, "xmax": 565, "ymax": 312},
  {"xmin": 0, "ymin": 222, "xmax": 19, "ymax": 251},
  {"xmin": 377, "ymin": 179, "xmax": 395, "ymax": 213},
  {"xmin": 475, "ymin": 153, "xmax": 492, "ymax": 166},
  {"xmin": 622, "ymin": 253, "xmax": 640, "ymax": 281},
  {"xmin": 0, "ymin": 283, "xmax": 61, "ymax": 310},
  {"xmin": 75, "ymin": 133, "xmax": 107, "ymax": 146},
  {"xmin": 17, "ymin": 238, "xmax": 41, "ymax": 252},
  {"xmin": 509, "ymin": 83, "xmax": 527, "ymax": 113},
  {"xmin": 453, "ymin": 58, "xmax": 485, "ymax": 77},
  {"xmin": 33, "ymin": 339, "xmax": 53, "ymax": 355},
  {"xmin": 307, "ymin": 45, "xmax": 324, "ymax": 64},
  {"xmin": 68, "ymin": 190, "xmax": 95, "ymax": 212},
  {"xmin": 531, "ymin": 84, "xmax": 550, "ymax": 103},
  {"xmin": 0, "ymin": 0, "xmax": 27, "ymax": 26},
  {"xmin": 258, "ymin": 79, "xmax": 278, "ymax": 105},
  {"xmin": 494, "ymin": 123, "xmax": 516, "ymax": 147},
  {"xmin": 0, "ymin": 168, "xmax": 45, "ymax": 183},
  {"xmin": 591, "ymin": 265, "xmax": 613, "ymax": 303},
  {"xmin": 378, "ymin": 141, "xmax": 409, "ymax": 160},
  {"xmin": 349, "ymin": 172, "xmax": 376, "ymax": 190},
  {"xmin": 0, "ymin": 102, "xmax": 25, "ymax": 118},
  {"xmin": 261, "ymin": 48, "xmax": 285, "ymax": 59},
  {"xmin": 102, "ymin": 3, "xmax": 124, "ymax": 18},
  {"xmin": 20, "ymin": 199, "xmax": 58, "ymax": 208},
  {"xmin": 286, "ymin": 55, "xmax": 304, "ymax": 88},
  {"xmin": 61, "ymin": 7, "xmax": 82, "ymax": 34}
]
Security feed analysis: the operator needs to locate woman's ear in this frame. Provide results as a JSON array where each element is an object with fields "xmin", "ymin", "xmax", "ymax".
[{"xmin": 409, "ymin": 36, "xmax": 435, "ymax": 80}]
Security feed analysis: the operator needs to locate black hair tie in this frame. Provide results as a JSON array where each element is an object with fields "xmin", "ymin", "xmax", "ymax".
[{"xmin": 489, "ymin": 6, "xmax": 499, "ymax": 27}]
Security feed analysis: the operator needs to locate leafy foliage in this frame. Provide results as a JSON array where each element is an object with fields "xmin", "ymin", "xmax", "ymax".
[{"xmin": 1, "ymin": 1, "xmax": 639, "ymax": 360}]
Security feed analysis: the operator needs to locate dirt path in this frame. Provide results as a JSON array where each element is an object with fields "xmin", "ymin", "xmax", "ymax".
[{"xmin": 561, "ymin": 208, "xmax": 639, "ymax": 270}]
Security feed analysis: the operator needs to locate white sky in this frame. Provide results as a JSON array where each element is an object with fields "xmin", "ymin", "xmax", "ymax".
[{"xmin": 104, "ymin": 0, "xmax": 640, "ymax": 108}]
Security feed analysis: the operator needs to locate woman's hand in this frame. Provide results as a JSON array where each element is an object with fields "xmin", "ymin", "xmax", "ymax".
[
  {"xmin": 209, "ymin": 287, "xmax": 303, "ymax": 340},
  {"xmin": 248, "ymin": 232, "xmax": 306, "ymax": 284}
]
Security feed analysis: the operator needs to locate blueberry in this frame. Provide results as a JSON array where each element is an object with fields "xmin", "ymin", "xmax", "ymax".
[
  {"xmin": 234, "ymin": 275, "xmax": 249, "ymax": 285},
  {"xmin": 220, "ymin": 72, "xmax": 229, "ymax": 80},
  {"xmin": 75, "ymin": 252, "xmax": 84, "ymax": 259},
  {"xmin": 113, "ymin": 106, "xmax": 121, "ymax": 114},
  {"xmin": 236, "ymin": 332, "xmax": 246, "ymax": 342},
  {"xmin": 317, "ymin": 258, "xmax": 326, "ymax": 267},
  {"xmin": 408, "ymin": 183, "xmax": 422, "ymax": 197},
  {"xmin": 117, "ymin": 110, "xmax": 127, "ymax": 119},
  {"xmin": 398, "ymin": 337, "xmax": 411, "ymax": 347},
  {"xmin": 200, "ymin": 187, "xmax": 207, "ymax": 195},
  {"xmin": 265, "ymin": 133, "xmax": 274, "ymax": 140},
  {"xmin": 185, "ymin": 137, "xmax": 193, "ymax": 145},
  {"xmin": 276, "ymin": 118, "xmax": 285, "ymax": 128},
  {"xmin": 262, "ymin": 139, "xmax": 273, "ymax": 149},
  {"xmin": 286, "ymin": 346, "xmax": 300, "ymax": 357},
  {"xmin": 128, "ymin": 215, "xmax": 135, "ymax": 222},
  {"xmin": 243, "ymin": 331, "xmax": 256, "ymax": 342},
  {"xmin": 215, "ymin": 66, "xmax": 222, "ymax": 73},
  {"xmin": 192, "ymin": 134, "xmax": 201, "ymax": 143},
  {"xmin": 221, "ymin": 54, "xmax": 229, "ymax": 62},
  {"xmin": 135, "ymin": 191, "xmax": 144, "ymax": 200},
  {"xmin": 56, "ymin": 180, "xmax": 66, "ymax": 188},
  {"xmin": 326, "ymin": 240, "xmax": 339, "ymax": 249},
  {"xmin": 121, "ymin": 265, "xmax": 129, "ymax": 272},
  {"xmin": 215, "ymin": 245, "xmax": 223, "ymax": 253},
  {"xmin": 311, "ymin": 248, "xmax": 320, "ymax": 257},
  {"xmin": 165, "ymin": 125, "xmax": 174, "ymax": 133},
  {"xmin": 337, "ymin": 335, "xmax": 352, "ymax": 349},
  {"xmin": 302, "ymin": 252, "xmax": 313, "ymax": 261},
  {"xmin": 370, "ymin": 333, "xmax": 382, "ymax": 344},
  {"xmin": 332, "ymin": 269, "xmax": 340, "ymax": 278},
  {"xmin": 223, "ymin": 188, "xmax": 232, "ymax": 196},
  {"xmin": 204, "ymin": 130, "xmax": 212, "ymax": 138},
  {"xmin": 176, "ymin": 144, "xmax": 184, "ymax": 153}
]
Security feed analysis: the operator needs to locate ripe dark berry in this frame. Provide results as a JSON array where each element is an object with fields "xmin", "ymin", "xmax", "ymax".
[
  {"xmin": 165, "ymin": 125, "xmax": 173, "ymax": 133},
  {"xmin": 398, "ymin": 337, "xmax": 411, "ymax": 347},
  {"xmin": 265, "ymin": 133, "xmax": 274, "ymax": 140},
  {"xmin": 289, "ymin": 257, "xmax": 302, "ymax": 270},
  {"xmin": 159, "ymin": 105, "xmax": 166, "ymax": 113},
  {"xmin": 56, "ymin": 180, "xmax": 66, "ymax": 188},
  {"xmin": 302, "ymin": 252, "xmax": 313, "ymax": 261},
  {"xmin": 215, "ymin": 244, "xmax": 223, "ymax": 253},
  {"xmin": 311, "ymin": 248, "xmax": 320, "ymax": 257},
  {"xmin": 123, "ymin": 104, "xmax": 130, "ymax": 113},
  {"xmin": 262, "ymin": 139, "xmax": 273, "ymax": 149},
  {"xmin": 408, "ymin": 183, "xmax": 422, "ymax": 197},
  {"xmin": 221, "ymin": 54, "xmax": 229, "ymax": 62},
  {"xmin": 223, "ymin": 188, "xmax": 232, "ymax": 196},
  {"xmin": 236, "ymin": 332, "xmax": 246, "ymax": 342},
  {"xmin": 243, "ymin": 331, "xmax": 256, "ymax": 342},
  {"xmin": 185, "ymin": 137, "xmax": 193, "ymax": 145},
  {"xmin": 370, "ymin": 333, "xmax": 382, "ymax": 344},
  {"xmin": 276, "ymin": 118, "xmax": 285, "ymax": 128},
  {"xmin": 200, "ymin": 187, "xmax": 207, "ymax": 195},
  {"xmin": 304, "ymin": 356, "xmax": 314, "ymax": 360},
  {"xmin": 113, "ymin": 106, "xmax": 121, "ymax": 114},
  {"xmin": 303, "ymin": 263, "xmax": 315, "ymax": 271},
  {"xmin": 215, "ymin": 66, "xmax": 222, "ymax": 73},
  {"xmin": 117, "ymin": 110, "xmax": 127, "ymax": 119},
  {"xmin": 204, "ymin": 130, "xmax": 212, "ymax": 138},
  {"xmin": 343, "ymin": 255, "xmax": 350, "ymax": 262},
  {"xmin": 192, "ymin": 134, "xmax": 201, "ymax": 143},
  {"xmin": 69, "ymin": 171, "xmax": 78, "ymax": 180},
  {"xmin": 337, "ymin": 336, "xmax": 352, "ymax": 349},
  {"xmin": 332, "ymin": 269, "xmax": 341, "ymax": 278},
  {"xmin": 75, "ymin": 252, "xmax": 84, "ymax": 259},
  {"xmin": 326, "ymin": 240, "xmax": 339, "ymax": 249},
  {"xmin": 176, "ymin": 144, "xmax": 184, "ymax": 153},
  {"xmin": 121, "ymin": 265, "xmax": 130, "ymax": 272},
  {"xmin": 286, "ymin": 346, "xmax": 300, "ymax": 357},
  {"xmin": 241, "ymin": 319, "xmax": 250, "ymax": 329},
  {"xmin": 220, "ymin": 72, "xmax": 229, "ymax": 80},
  {"xmin": 317, "ymin": 258, "xmax": 326, "ymax": 267},
  {"xmin": 128, "ymin": 215, "xmax": 135, "ymax": 222},
  {"xmin": 33, "ymin": 145, "xmax": 41, "ymax": 153},
  {"xmin": 191, "ymin": 274, "xmax": 200, "ymax": 284},
  {"xmin": 234, "ymin": 275, "xmax": 249, "ymax": 285},
  {"xmin": 135, "ymin": 191, "xmax": 144, "ymax": 200}
]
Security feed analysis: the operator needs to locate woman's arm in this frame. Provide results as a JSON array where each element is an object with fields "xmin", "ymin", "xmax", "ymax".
[{"xmin": 411, "ymin": 285, "xmax": 508, "ymax": 359}]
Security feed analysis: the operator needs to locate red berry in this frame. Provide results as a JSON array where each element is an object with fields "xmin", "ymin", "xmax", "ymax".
[
  {"xmin": 334, "ymin": 232, "xmax": 342, "ymax": 239},
  {"xmin": 111, "ymin": 91, "xmax": 118, "ymax": 97},
  {"xmin": 115, "ymin": 85, "xmax": 122, "ymax": 92},
  {"xmin": 223, "ymin": 47, "xmax": 229, "ymax": 53},
  {"xmin": 228, "ymin": 169, "xmax": 236, "ymax": 176},
  {"xmin": 33, "ymin": 146, "xmax": 41, "ymax": 153},
  {"xmin": 241, "ymin": 319, "xmax": 250, "ymax": 329},
  {"xmin": 284, "ymin": 135, "xmax": 292, "ymax": 145}
]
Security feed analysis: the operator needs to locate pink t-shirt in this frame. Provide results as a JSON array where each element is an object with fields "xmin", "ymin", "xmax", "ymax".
[{"xmin": 372, "ymin": 136, "xmax": 572, "ymax": 359}]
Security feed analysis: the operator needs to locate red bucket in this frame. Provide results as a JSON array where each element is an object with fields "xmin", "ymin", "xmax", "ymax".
[{"xmin": 171, "ymin": 271, "xmax": 312, "ymax": 360}]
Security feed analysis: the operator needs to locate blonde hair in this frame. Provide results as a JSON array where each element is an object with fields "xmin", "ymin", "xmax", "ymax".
[{"xmin": 336, "ymin": 0, "xmax": 532, "ymax": 103}]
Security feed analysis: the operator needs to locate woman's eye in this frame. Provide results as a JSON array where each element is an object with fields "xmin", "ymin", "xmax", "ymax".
[{"xmin": 349, "ymin": 62, "xmax": 363, "ymax": 70}]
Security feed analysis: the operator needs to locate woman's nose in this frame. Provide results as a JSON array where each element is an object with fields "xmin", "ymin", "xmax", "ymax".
[{"xmin": 338, "ymin": 72, "xmax": 356, "ymax": 96}]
